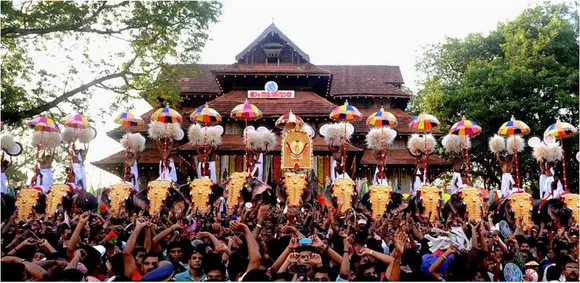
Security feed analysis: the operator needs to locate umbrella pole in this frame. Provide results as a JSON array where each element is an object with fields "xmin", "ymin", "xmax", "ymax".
[
  {"xmin": 380, "ymin": 127, "xmax": 385, "ymax": 179},
  {"xmin": 561, "ymin": 138, "xmax": 568, "ymax": 192},
  {"xmin": 163, "ymin": 123, "xmax": 168, "ymax": 180},
  {"xmin": 203, "ymin": 124, "xmax": 208, "ymax": 177},
  {"xmin": 245, "ymin": 119, "xmax": 249, "ymax": 173},
  {"xmin": 424, "ymin": 134, "xmax": 428, "ymax": 185},
  {"xmin": 68, "ymin": 129, "xmax": 76, "ymax": 184},
  {"xmin": 514, "ymin": 135, "xmax": 520, "ymax": 189},
  {"xmin": 465, "ymin": 135, "xmax": 471, "ymax": 186},
  {"xmin": 33, "ymin": 131, "xmax": 44, "ymax": 186},
  {"xmin": 122, "ymin": 131, "xmax": 129, "ymax": 183},
  {"xmin": 343, "ymin": 123, "xmax": 347, "ymax": 175}
]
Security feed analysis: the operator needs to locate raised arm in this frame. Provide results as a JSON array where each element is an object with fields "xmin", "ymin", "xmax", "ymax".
[
  {"xmin": 271, "ymin": 237, "xmax": 298, "ymax": 274},
  {"xmin": 339, "ymin": 236, "xmax": 352, "ymax": 280},
  {"xmin": 67, "ymin": 212, "xmax": 89, "ymax": 260},
  {"xmin": 231, "ymin": 220, "xmax": 261, "ymax": 273},
  {"xmin": 123, "ymin": 218, "xmax": 148, "ymax": 278},
  {"xmin": 429, "ymin": 246, "xmax": 455, "ymax": 280},
  {"xmin": 1, "ymin": 256, "xmax": 48, "ymax": 281}
]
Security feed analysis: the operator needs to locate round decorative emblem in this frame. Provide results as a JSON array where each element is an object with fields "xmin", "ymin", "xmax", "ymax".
[{"xmin": 265, "ymin": 81, "xmax": 278, "ymax": 92}]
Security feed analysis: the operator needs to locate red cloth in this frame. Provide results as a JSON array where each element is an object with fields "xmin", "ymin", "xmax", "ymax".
[
  {"xmin": 235, "ymin": 155, "xmax": 243, "ymax": 172},
  {"xmin": 323, "ymin": 156, "xmax": 330, "ymax": 179},
  {"xmin": 273, "ymin": 155, "xmax": 281, "ymax": 182}
]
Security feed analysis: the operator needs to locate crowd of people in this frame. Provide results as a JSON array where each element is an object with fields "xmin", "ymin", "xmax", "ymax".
[{"xmin": 1, "ymin": 183, "xmax": 578, "ymax": 282}]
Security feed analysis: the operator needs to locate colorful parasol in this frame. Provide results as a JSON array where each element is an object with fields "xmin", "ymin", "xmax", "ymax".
[
  {"xmin": 190, "ymin": 103, "xmax": 222, "ymax": 126},
  {"xmin": 544, "ymin": 119, "xmax": 577, "ymax": 192},
  {"xmin": 366, "ymin": 106, "xmax": 398, "ymax": 127},
  {"xmin": 366, "ymin": 106, "xmax": 398, "ymax": 178},
  {"xmin": 330, "ymin": 101, "xmax": 362, "ymax": 174},
  {"xmin": 115, "ymin": 111, "xmax": 145, "ymax": 182},
  {"xmin": 409, "ymin": 113, "xmax": 440, "ymax": 185},
  {"xmin": 409, "ymin": 113, "xmax": 440, "ymax": 132},
  {"xmin": 231, "ymin": 99, "xmax": 262, "ymax": 172},
  {"xmin": 191, "ymin": 103, "xmax": 222, "ymax": 178},
  {"xmin": 64, "ymin": 114, "xmax": 90, "ymax": 130},
  {"xmin": 114, "ymin": 111, "xmax": 144, "ymax": 127},
  {"xmin": 498, "ymin": 115, "xmax": 530, "ymax": 189},
  {"xmin": 28, "ymin": 117, "xmax": 60, "ymax": 133},
  {"xmin": 230, "ymin": 99, "xmax": 262, "ymax": 121},
  {"xmin": 498, "ymin": 117, "xmax": 530, "ymax": 136},
  {"xmin": 449, "ymin": 116, "xmax": 482, "ymax": 185},
  {"xmin": 276, "ymin": 110, "xmax": 304, "ymax": 129},
  {"xmin": 151, "ymin": 105, "xmax": 182, "ymax": 124},
  {"xmin": 330, "ymin": 101, "xmax": 362, "ymax": 121}
]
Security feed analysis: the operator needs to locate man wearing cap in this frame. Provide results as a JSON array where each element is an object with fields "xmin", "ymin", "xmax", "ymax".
[{"xmin": 174, "ymin": 249, "xmax": 206, "ymax": 281}]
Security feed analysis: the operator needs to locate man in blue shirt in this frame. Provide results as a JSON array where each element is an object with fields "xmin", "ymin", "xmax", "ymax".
[{"xmin": 174, "ymin": 249, "xmax": 206, "ymax": 282}]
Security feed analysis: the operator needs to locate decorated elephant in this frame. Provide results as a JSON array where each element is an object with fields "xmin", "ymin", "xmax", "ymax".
[
  {"xmin": 489, "ymin": 192, "xmax": 533, "ymax": 226},
  {"xmin": 14, "ymin": 187, "xmax": 46, "ymax": 223},
  {"xmin": 275, "ymin": 171, "xmax": 314, "ymax": 208},
  {"xmin": 1, "ymin": 192, "xmax": 16, "ymax": 221},
  {"xmin": 441, "ymin": 187, "xmax": 484, "ymax": 222},
  {"xmin": 406, "ymin": 185, "xmax": 442, "ymax": 222},
  {"xmin": 360, "ymin": 188, "xmax": 409, "ymax": 218},
  {"xmin": 133, "ymin": 180, "xmax": 187, "ymax": 216},
  {"xmin": 100, "ymin": 183, "xmax": 136, "ymax": 214},
  {"xmin": 532, "ymin": 197, "xmax": 573, "ymax": 227}
]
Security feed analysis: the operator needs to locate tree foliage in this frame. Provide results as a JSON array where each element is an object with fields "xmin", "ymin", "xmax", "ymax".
[
  {"xmin": 409, "ymin": 2, "xmax": 579, "ymax": 193},
  {"xmin": 1, "ymin": 0, "xmax": 222, "ymax": 125}
]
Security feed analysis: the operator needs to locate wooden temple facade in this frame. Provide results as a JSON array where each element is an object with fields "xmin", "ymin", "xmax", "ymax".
[{"xmin": 93, "ymin": 23, "xmax": 449, "ymax": 193}]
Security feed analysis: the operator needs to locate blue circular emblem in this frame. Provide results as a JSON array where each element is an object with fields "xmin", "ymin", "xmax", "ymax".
[{"xmin": 265, "ymin": 81, "xmax": 278, "ymax": 92}]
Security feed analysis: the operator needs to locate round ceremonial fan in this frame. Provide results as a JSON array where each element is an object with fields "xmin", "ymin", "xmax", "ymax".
[
  {"xmin": 303, "ymin": 124, "xmax": 315, "ymax": 138},
  {"xmin": 319, "ymin": 124, "xmax": 329, "ymax": 137},
  {"xmin": 544, "ymin": 135, "xmax": 555, "ymax": 144},
  {"xmin": 527, "ymin": 136, "xmax": 541, "ymax": 148},
  {"xmin": 5, "ymin": 142, "xmax": 23, "ymax": 156}
]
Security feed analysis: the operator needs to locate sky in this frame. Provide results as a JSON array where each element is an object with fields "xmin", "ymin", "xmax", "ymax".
[{"xmin": 73, "ymin": 0, "xmax": 554, "ymax": 187}]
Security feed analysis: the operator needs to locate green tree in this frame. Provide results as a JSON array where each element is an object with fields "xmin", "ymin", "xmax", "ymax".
[
  {"xmin": 1, "ymin": 1, "xmax": 222, "ymax": 125},
  {"xmin": 1, "ymin": 1, "xmax": 221, "ymax": 186},
  {"xmin": 409, "ymin": 2, "xmax": 579, "ymax": 193}
]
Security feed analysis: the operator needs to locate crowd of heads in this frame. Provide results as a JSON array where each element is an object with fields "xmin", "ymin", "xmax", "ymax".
[{"xmin": 1, "ymin": 188, "xmax": 578, "ymax": 282}]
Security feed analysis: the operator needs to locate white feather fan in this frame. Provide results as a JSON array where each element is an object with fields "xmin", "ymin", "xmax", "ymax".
[
  {"xmin": 259, "ymin": 129, "xmax": 277, "ymax": 152},
  {"xmin": 506, "ymin": 135, "xmax": 525, "ymax": 154},
  {"xmin": 532, "ymin": 142, "xmax": 546, "ymax": 162},
  {"xmin": 543, "ymin": 142, "xmax": 562, "ymax": 162},
  {"xmin": 148, "ymin": 122, "xmax": 182, "ymax": 140},
  {"xmin": 188, "ymin": 124, "xmax": 204, "ymax": 146},
  {"xmin": 425, "ymin": 134, "xmax": 437, "ymax": 154},
  {"xmin": 365, "ymin": 127, "xmax": 397, "ymax": 150},
  {"xmin": 489, "ymin": 135, "xmax": 506, "ymax": 154},
  {"xmin": 244, "ymin": 128, "xmax": 261, "ymax": 151},
  {"xmin": 458, "ymin": 136, "xmax": 471, "ymax": 150},
  {"xmin": 120, "ymin": 133, "xmax": 146, "ymax": 153},
  {"xmin": 32, "ymin": 131, "xmax": 61, "ymax": 150},
  {"xmin": 206, "ymin": 126, "xmax": 223, "ymax": 147},
  {"xmin": 78, "ymin": 128, "xmax": 95, "ymax": 144},
  {"xmin": 1, "ymin": 135, "xmax": 16, "ymax": 151},
  {"xmin": 62, "ymin": 127, "xmax": 77, "ymax": 143},
  {"xmin": 323, "ymin": 123, "xmax": 347, "ymax": 147},
  {"xmin": 442, "ymin": 134, "xmax": 462, "ymax": 154},
  {"xmin": 407, "ymin": 134, "xmax": 423, "ymax": 156}
]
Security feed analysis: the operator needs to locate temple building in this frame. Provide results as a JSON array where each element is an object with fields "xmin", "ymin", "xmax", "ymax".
[{"xmin": 93, "ymin": 23, "xmax": 448, "ymax": 193}]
